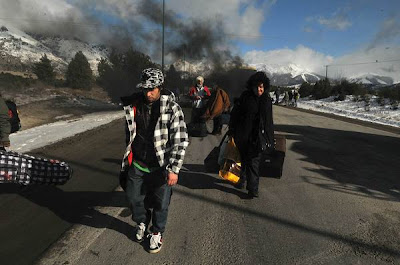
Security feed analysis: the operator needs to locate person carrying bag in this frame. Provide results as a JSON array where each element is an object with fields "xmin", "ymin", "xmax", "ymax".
[{"xmin": 229, "ymin": 71, "xmax": 274, "ymax": 199}]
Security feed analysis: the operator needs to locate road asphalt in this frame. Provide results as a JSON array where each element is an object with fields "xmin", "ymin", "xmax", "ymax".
[{"xmin": 1, "ymin": 106, "xmax": 400, "ymax": 265}]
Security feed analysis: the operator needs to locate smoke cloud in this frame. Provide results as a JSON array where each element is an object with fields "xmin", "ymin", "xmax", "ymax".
[
  {"xmin": 367, "ymin": 16, "xmax": 400, "ymax": 51},
  {"xmin": 0, "ymin": 0, "xmax": 274, "ymax": 66}
]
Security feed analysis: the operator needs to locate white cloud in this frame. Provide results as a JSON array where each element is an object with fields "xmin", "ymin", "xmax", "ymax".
[
  {"xmin": 244, "ymin": 45, "xmax": 334, "ymax": 74},
  {"xmin": 307, "ymin": 7, "xmax": 352, "ymax": 31},
  {"xmin": 302, "ymin": 26, "xmax": 314, "ymax": 33},
  {"xmin": 318, "ymin": 15, "xmax": 351, "ymax": 31},
  {"xmin": 0, "ymin": 0, "xmax": 85, "ymax": 31},
  {"xmin": 368, "ymin": 16, "xmax": 400, "ymax": 50},
  {"xmin": 244, "ymin": 45, "xmax": 400, "ymax": 82},
  {"xmin": 332, "ymin": 46, "xmax": 400, "ymax": 81}
]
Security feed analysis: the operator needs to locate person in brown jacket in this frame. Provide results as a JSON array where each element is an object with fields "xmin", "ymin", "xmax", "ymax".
[
  {"xmin": 0, "ymin": 94, "xmax": 11, "ymax": 151},
  {"xmin": 201, "ymin": 86, "xmax": 230, "ymax": 135}
]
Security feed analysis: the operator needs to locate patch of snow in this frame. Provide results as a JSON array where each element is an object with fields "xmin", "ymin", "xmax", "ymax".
[
  {"xmin": 297, "ymin": 96, "xmax": 400, "ymax": 129},
  {"xmin": 55, "ymin": 114, "xmax": 74, "ymax": 120},
  {"xmin": 10, "ymin": 110, "xmax": 124, "ymax": 153}
]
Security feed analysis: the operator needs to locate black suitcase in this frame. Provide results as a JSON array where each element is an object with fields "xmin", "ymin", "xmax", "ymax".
[
  {"xmin": 259, "ymin": 150, "xmax": 285, "ymax": 178},
  {"xmin": 188, "ymin": 122, "xmax": 208, "ymax": 137},
  {"xmin": 0, "ymin": 151, "xmax": 72, "ymax": 185},
  {"xmin": 259, "ymin": 134, "xmax": 286, "ymax": 178}
]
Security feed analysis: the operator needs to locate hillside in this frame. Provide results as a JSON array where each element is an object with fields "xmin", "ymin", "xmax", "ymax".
[
  {"xmin": 0, "ymin": 78, "xmax": 118, "ymax": 130},
  {"xmin": 0, "ymin": 25, "xmax": 109, "ymax": 75}
]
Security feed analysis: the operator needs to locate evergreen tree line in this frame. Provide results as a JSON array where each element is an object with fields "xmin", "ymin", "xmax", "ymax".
[
  {"xmin": 33, "ymin": 51, "xmax": 93, "ymax": 90},
  {"xmin": 97, "ymin": 48, "xmax": 254, "ymax": 102},
  {"xmin": 33, "ymin": 48, "xmax": 399, "ymax": 109}
]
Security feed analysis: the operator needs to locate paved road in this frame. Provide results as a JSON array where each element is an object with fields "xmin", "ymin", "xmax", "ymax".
[{"xmin": 1, "ymin": 106, "xmax": 400, "ymax": 265}]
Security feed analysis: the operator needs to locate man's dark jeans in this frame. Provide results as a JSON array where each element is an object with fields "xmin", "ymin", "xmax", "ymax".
[
  {"xmin": 212, "ymin": 115, "xmax": 222, "ymax": 134},
  {"xmin": 125, "ymin": 166, "xmax": 172, "ymax": 233},
  {"xmin": 191, "ymin": 107, "xmax": 205, "ymax": 123}
]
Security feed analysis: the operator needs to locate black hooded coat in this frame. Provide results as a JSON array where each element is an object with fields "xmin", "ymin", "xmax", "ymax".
[{"xmin": 232, "ymin": 89, "xmax": 274, "ymax": 159}]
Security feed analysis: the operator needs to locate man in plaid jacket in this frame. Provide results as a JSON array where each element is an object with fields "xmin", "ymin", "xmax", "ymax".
[{"xmin": 120, "ymin": 68, "xmax": 189, "ymax": 254}]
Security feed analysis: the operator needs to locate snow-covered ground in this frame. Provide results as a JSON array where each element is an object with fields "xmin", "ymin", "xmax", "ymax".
[
  {"xmin": 10, "ymin": 110, "xmax": 124, "ymax": 153},
  {"xmin": 5, "ymin": 95, "xmax": 399, "ymax": 155},
  {"xmin": 297, "ymin": 95, "xmax": 400, "ymax": 129}
]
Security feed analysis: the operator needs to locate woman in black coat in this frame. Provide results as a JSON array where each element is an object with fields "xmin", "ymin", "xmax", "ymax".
[{"xmin": 232, "ymin": 71, "xmax": 274, "ymax": 198}]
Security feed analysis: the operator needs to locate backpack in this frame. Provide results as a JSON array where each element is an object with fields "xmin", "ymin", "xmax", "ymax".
[{"xmin": 5, "ymin": 100, "xmax": 21, "ymax": 133}]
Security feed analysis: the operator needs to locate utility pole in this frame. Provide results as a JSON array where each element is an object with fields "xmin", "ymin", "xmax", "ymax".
[
  {"xmin": 161, "ymin": 0, "xmax": 165, "ymax": 74},
  {"xmin": 325, "ymin": 65, "xmax": 328, "ymax": 80}
]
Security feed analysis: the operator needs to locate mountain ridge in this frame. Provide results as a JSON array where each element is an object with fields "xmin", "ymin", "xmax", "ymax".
[{"xmin": 0, "ymin": 25, "xmax": 397, "ymax": 86}]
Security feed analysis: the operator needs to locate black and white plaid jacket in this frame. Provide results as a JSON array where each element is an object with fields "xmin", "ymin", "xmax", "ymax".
[
  {"xmin": 0, "ymin": 151, "xmax": 72, "ymax": 185},
  {"xmin": 121, "ymin": 91, "xmax": 189, "ymax": 174}
]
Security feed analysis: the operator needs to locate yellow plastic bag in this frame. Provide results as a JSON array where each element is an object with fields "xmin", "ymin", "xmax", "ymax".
[
  {"xmin": 222, "ymin": 136, "xmax": 241, "ymax": 163},
  {"xmin": 218, "ymin": 137, "xmax": 241, "ymax": 184},
  {"xmin": 219, "ymin": 160, "xmax": 241, "ymax": 184}
]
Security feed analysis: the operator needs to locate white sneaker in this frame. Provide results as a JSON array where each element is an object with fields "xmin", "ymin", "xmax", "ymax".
[
  {"xmin": 148, "ymin": 232, "xmax": 163, "ymax": 253},
  {"xmin": 135, "ymin": 222, "xmax": 146, "ymax": 242}
]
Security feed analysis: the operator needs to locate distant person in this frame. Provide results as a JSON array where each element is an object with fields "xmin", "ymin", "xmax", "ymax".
[
  {"xmin": 0, "ymin": 94, "xmax": 11, "ymax": 151},
  {"xmin": 229, "ymin": 71, "xmax": 274, "ymax": 198},
  {"xmin": 274, "ymin": 87, "xmax": 280, "ymax": 105},
  {"xmin": 188, "ymin": 76, "xmax": 211, "ymax": 123},
  {"xmin": 283, "ymin": 91, "xmax": 289, "ymax": 106},
  {"xmin": 294, "ymin": 90, "xmax": 300, "ymax": 107},
  {"xmin": 173, "ymin": 87, "xmax": 180, "ymax": 101},
  {"xmin": 120, "ymin": 68, "xmax": 189, "ymax": 253},
  {"xmin": 202, "ymin": 85, "xmax": 230, "ymax": 135},
  {"xmin": 288, "ymin": 90, "xmax": 293, "ymax": 106}
]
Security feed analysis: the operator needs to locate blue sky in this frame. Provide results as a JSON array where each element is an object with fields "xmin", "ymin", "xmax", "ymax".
[{"xmin": 238, "ymin": 0, "xmax": 400, "ymax": 56}]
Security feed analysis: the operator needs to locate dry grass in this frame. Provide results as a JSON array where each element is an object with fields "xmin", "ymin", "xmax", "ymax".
[{"xmin": 1, "ymin": 77, "xmax": 117, "ymax": 130}]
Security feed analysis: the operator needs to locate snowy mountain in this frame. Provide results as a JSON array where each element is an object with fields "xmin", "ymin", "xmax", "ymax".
[
  {"xmin": 0, "ymin": 25, "xmax": 109, "ymax": 75},
  {"xmin": 172, "ymin": 59, "xmax": 213, "ymax": 76},
  {"xmin": 348, "ymin": 74, "xmax": 394, "ymax": 86},
  {"xmin": 250, "ymin": 63, "xmax": 322, "ymax": 86},
  {"xmin": 250, "ymin": 62, "xmax": 397, "ymax": 87}
]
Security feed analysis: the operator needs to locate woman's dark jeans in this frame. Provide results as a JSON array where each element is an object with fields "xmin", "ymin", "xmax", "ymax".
[
  {"xmin": 125, "ymin": 166, "xmax": 172, "ymax": 233},
  {"xmin": 240, "ymin": 153, "xmax": 261, "ymax": 193}
]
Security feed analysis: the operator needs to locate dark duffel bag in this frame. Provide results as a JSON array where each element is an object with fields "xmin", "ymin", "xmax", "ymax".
[
  {"xmin": 188, "ymin": 122, "xmax": 208, "ymax": 137},
  {"xmin": 0, "ymin": 151, "xmax": 72, "ymax": 185}
]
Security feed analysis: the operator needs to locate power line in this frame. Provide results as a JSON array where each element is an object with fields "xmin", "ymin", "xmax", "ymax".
[{"xmin": 327, "ymin": 59, "xmax": 400, "ymax": 67}]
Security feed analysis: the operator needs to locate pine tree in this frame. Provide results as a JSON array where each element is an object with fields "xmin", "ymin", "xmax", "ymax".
[
  {"xmin": 66, "ymin": 51, "xmax": 93, "ymax": 89},
  {"xmin": 96, "ymin": 48, "xmax": 157, "ymax": 102},
  {"xmin": 299, "ymin": 82, "xmax": 313, "ymax": 97},
  {"xmin": 33, "ymin": 54, "xmax": 55, "ymax": 83},
  {"xmin": 97, "ymin": 57, "xmax": 112, "ymax": 86}
]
